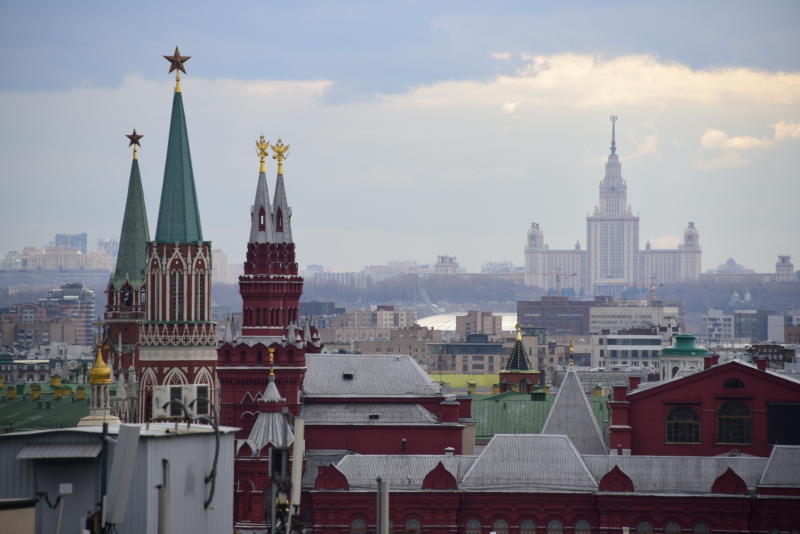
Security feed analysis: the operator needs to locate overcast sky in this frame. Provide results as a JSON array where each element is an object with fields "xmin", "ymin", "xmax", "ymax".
[{"xmin": 1, "ymin": 1, "xmax": 798, "ymax": 273}]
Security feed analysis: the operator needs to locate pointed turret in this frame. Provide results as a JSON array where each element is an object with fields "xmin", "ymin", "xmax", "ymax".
[
  {"xmin": 111, "ymin": 134, "xmax": 150, "ymax": 290},
  {"xmin": 598, "ymin": 114, "xmax": 627, "ymax": 217},
  {"xmin": 541, "ymin": 366, "xmax": 607, "ymax": 455},
  {"xmin": 154, "ymin": 89, "xmax": 203, "ymax": 243},
  {"xmin": 505, "ymin": 324, "xmax": 532, "ymax": 371},
  {"xmin": 250, "ymin": 136, "xmax": 275, "ymax": 243},
  {"xmin": 271, "ymin": 139, "xmax": 293, "ymax": 243}
]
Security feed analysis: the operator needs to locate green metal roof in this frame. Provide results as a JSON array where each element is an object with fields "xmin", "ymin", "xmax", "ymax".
[
  {"xmin": 154, "ymin": 91, "xmax": 203, "ymax": 243},
  {"xmin": 111, "ymin": 158, "xmax": 150, "ymax": 290},
  {"xmin": 0, "ymin": 383, "xmax": 91, "ymax": 431},
  {"xmin": 472, "ymin": 391, "xmax": 609, "ymax": 440},
  {"xmin": 661, "ymin": 333, "xmax": 709, "ymax": 357}
]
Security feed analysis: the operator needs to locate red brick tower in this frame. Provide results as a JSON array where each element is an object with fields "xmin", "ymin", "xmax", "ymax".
[
  {"xmin": 217, "ymin": 136, "xmax": 321, "ymax": 531},
  {"xmin": 136, "ymin": 49, "xmax": 217, "ymax": 422},
  {"xmin": 104, "ymin": 130, "xmax": 149, "ymax": 379}
]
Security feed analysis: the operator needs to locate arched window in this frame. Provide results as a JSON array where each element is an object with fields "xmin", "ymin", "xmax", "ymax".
[
  {"xmin": 693, "ymin": 524, "xmax": 709, "ymax": 534},
  {"xmin": 723, "ymin": 378, "xmax": 745, "ymax": 389},
  {"xmin": 664, "ymin": 523, "xmax": 681, "ymax": 534},
  {"xmin": 636, "ymin": 522, "xmax": 654, "ymax": 534},
  {"xmin": 405, "ymin": 519, "xmax": 421, "ymax": 534},
  {"xmin": 258, "ymin": 206, "xmax": 266, "ymax": 231},
  {"xmin": 122, "ymin": 286, "xmax": 133, "ymax": 306},
  {"xmin": 575, "ymin": 520, "xmax": 591, "ymax": 534},
  {"xmin": 666, "ymin": 405, "xmax": 701, "ymax": 443},
  {"xmin": 195, "ymin": 272, "xmax": 205, "ymax": 321},
  {"xmin": 465, "ymin": 519, "xmax": 481, "ymax": 534},
  {"xmin": 520, "ymin": 520, "xmax": 536, "ymax": 534},
  {"xmin": 718, "ymin": 401, "xmax": 751, "ymax": 444},
  {"xmin": 493, "ymin": 519, "xmax": 508, "ymax": 534},
  {"xmin": 170, "ymin": 270, "xmax": 183, "ymax": 321},
  {"xmin": 276, "ymin": 208, "xmax": 284, "ymax": 232},
  {"xmin": 350, "ymin": 519, "xmax": 367, "ymax": 534},
  {"xmin": 547, "ymin": 521, "xmax": 563, "ymax": 534}
]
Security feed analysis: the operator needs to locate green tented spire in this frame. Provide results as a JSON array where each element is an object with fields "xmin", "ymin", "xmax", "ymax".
[
  {"xmin": 112, "ymin": 158, "xmax": 150, "ymax": 290},
  {"xmin": 154, "ymin": 91, "xmax": 203, "ymax": 243}
]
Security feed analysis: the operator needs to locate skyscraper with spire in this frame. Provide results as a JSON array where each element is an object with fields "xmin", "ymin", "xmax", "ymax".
[
  {"xmin": 137, "ymin": 48, "xmax": 216, "ymax": 421},
  {"xmin": 586, "ymin": 115, "xmax": 640, "ymax": 296},
  {"xmin": 524, "ymin": 116, "xmax": 701, "ymax": 296}
]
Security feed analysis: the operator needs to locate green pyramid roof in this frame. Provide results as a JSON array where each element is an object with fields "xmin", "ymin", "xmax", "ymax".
[
  {"xmin": 111, "ymin": 158, "xmax": 150, "ymax": 290},
  {"xmin": 154, "ymin": 91, "xmax": 203, "ymax": 243}
]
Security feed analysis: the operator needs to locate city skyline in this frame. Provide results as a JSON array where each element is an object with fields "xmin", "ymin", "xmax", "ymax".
[{"xmin": 1, "ymin": 2, "xmax": 799, "ymax": 273}]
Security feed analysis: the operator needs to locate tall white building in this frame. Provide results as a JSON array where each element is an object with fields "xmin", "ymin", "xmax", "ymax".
[{"xmin": 524, "ymin": 116, "xmax": 702, "ymax": 296}]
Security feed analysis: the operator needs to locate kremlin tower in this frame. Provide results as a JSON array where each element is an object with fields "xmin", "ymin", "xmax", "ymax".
[
  {"xmin": 216, "ymin": 135, "xmax": 321, "ymax": 529},
  {"xmin": 103, "ymin": 129, "xmax": 149, "ymax": 421},
  {"xmin": 135, "ymin": 48, "xmax": 216, "ymax": 421}
]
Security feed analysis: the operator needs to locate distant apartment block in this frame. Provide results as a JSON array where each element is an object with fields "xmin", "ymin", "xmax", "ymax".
[
  {"xmin": 211, "ymin": 248, "xmax": 230, "ymax": 284},
  {"xmin": 5, "ymin": 246, "xmax": 113, "ymax": 271},
  {"xmin": 54, "ymin": 232, "xmax": 87, "ymax": 254},
  {"xmin": 455, "ymin": 311, "xmax": 503, "ymax": 341},
  {"xmin": 702, "ymin": 308, "xmax": 735, "ymax": 343},
  {"xmin": 434, "ymin": 255, "xmax": 460, "ymax": 274},
  {"xmin": 775, "ymin": 255, "xmax": 795, "ymax": 281},
  {"xmin": 96, "ymin": 238, "xmax": 120, "ymax": 258},
  {"xmin": 38, "ymin": 282, "xmax": 96, "ymax": 346}
]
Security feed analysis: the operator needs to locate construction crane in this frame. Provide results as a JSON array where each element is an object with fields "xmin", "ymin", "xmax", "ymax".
[
  {"xmin": 648, "ymin": 275, "xmax": 664, "ymax": 302},
  {"xmin": 540, "ymin": 271, "xmax": 578, "ymax": 295}
]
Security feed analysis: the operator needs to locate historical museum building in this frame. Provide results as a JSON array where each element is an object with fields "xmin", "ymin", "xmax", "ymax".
[
  {"xmin": 609, "ymin": 357, "xmax": 800, "ymax": 457},
  {"xmin": 524, "ymin": 117, "xmax": 702, "ymax": 296}
]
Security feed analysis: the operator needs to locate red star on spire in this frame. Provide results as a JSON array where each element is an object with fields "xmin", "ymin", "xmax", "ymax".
[{"xmin": 164, "ymin": 46, "xmax": 190, "ymax": 74}]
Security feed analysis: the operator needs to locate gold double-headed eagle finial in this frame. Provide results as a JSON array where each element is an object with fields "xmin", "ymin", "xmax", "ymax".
[
  {"xmin": 268, "ymin": 347, "xmax": 276, "ymax": 376},
  {"xmin": 256, "ymin": 135, "xmax": 270, "ymax": 173},
  {"xmin": 271, "ymin": 138, "xmax": 290, "ymax": 174}
]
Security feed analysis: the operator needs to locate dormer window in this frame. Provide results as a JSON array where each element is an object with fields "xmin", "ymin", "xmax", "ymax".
[
  {"xmin": 258, "ymin": 207, "xmax": 266, "ymax": 231},
  {"xmin": 276, "ymin": 208, "xmax": 283, "ymax": 232}
]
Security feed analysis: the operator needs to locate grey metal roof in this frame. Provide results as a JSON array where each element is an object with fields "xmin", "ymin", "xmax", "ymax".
[
  {"xmin": 461, "ymin": 434, "xmax": 598, "ymax": 492},
  {"xmin": 335, "ymin": 454, "xmax": 477, "ymax": 490},
  {"xmin": 17, "ymin": 442, "xmax": 101, "ymax": 460},
  {"xmin": 541, "ymin": 368, "xmax": 608, "ymax": 455},
  {"xmin": 238, "ymin": 412, "xmax": 293, "ymax": 456},
  {"xmin": 304, "ymin": 353, "xmax": 441, "ymax": 398},
  {"xmin": 301, "ymin": 403, "xmax": 438, "ymax": 425},
  {"xmin": 302, "ymin": 449, "xmax": 352, "ymax": 488},
  {"xmin": 759, "ymin": 445, "xmax": 800, "ymax": 487},
  {"xmin": 582, "ymin": 454, "xmax": 768, "ymax": 494}
]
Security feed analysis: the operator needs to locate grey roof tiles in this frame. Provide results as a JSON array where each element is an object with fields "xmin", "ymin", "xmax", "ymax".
[{"xmin": 541, "ymin": 368, "xmax": 608, "ymax": 455}]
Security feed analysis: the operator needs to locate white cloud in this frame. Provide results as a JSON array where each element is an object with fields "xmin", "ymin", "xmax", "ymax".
[
  {"xmin": 2, "ymin": 54, "xmax": 799, "ymax": 272},
  {"xmin": 490, "ymin": 52, "xmax": 511, "ymax": 60},
  {"xmin": 502, "ymin": 101, "xmax": 519, "ymax": 115},
  {"xmin": 700, "ymin": 128, "xmax": 772, "ymax": 150},
  {"xmin": 773, "ymin": 120, "xmax": 800, "ymax": 140}
]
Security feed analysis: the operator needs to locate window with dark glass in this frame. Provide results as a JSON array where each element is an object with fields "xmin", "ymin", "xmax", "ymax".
[
  {"xmin": 405, "ymin": 519, "xmax": 421, "ymax": 534},
  {"xmin": 693, "ymin": 523, "xmax": 709, "ymax": 534},
  {"xmin": 547, "ymin": 521, "xmax": 563, "ymax": 534},
  {"xmin": 196, "ymin": 385, "xmax": 208, "ymax": 415},
  {"xmin": 466, "ymin": 520, "xmax": 481, "ymax": 534},
  {"xmin": 493, "ymin": 520, "xmax": 508, "ymax": 534},
  {"xmin": 723, "ymin": 378, "xmax": 745, "ymax": 389},
  {"xmin": 664, "ymin": 523, "xmax": 681, "ymax": 534},
  {"xmin": 767, "ymin": 402, "xmax": 800, "ymax": 445},
  {"xmin": 519, "ymin": 520, "xmax": 536, "ymax": 534},
  {"xmin": 575, "ymin": 520, "xmax": 590, "ymax": 534},
  {"xmin": 718, "ymin": 401, "xmax": 751, "ymax": 444},
  {"xmin": 169, "ymin": 386, "xmax": 182, "ymax": 416},
  {"xmin": 636, "ymin": 523, "xmax": 653, "ymax": 534},
  {"xmin": 350, "ymin": 519, "xmax": 367, "ymax": 534},
  {"xmin": 666, "ymin": 405, "xmax": 701, "ymax": 443}
]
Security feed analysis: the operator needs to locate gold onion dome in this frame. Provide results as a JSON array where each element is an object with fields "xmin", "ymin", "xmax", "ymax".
[{"xmin": 89, "ymin": 346, "xmax": 112, "ymax": 384}]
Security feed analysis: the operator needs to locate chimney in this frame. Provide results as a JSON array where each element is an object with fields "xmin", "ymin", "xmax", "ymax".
[
  {"xmin": 439, "ymin": 399, "xmax": 460, "ymax": 423},
  {"xmin": 703, "ymin": 354, "xmax": 720, "ymax": 370},
  {"xmin": 628, "ymin": 376, "xmax": 641, "ymax": 390},
  {"xmin": 755, "ymin": 356, "xmax": 768, "ymax": 372},
  {"xmin": 612, "ymin": 384, "xmax": 628, "ymax": 401},
  {"xmin": 444, "ymin": 446, "xmax": 455, "ymax": 456},
  {"xmin": 616, "ymin": 444, "xmax": 623, "ymax": 456}
]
